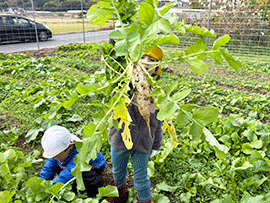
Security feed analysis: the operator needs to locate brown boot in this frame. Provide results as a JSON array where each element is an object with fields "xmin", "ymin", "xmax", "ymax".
[
  {"xmin": 137, "ymin": 199, "xmax": 152, "ymax": 203},
  {"xmin": 106, "ymin": 180, "xmax": 128, "ymax": 203}
]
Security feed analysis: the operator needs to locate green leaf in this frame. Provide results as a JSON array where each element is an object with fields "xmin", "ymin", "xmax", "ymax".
[
  {"xmin": 0, "ymin": 191, "xmax": 16, "ymax": 203},
  {"xmin": 189, "ymin": 122, "xmax": 203, "ymax": 140},
  {"xmin": 156, "ymin": 181, "xmax": 178, "ymax": 192},
  {"xmin": 222, "ymin": 194, "xmax": 234, "ymax": 203},
  {"xmin": 234, "ymin": 161, "xmax": 253, "ymax": 171},
  {"xmin": 180, "ymin": 104, "xmax": 199, "ymax": 112},
  {"xmin": 152, "ymin": 193, "xmax": 170, "ymax": 203},
  {"xmin": 203, "ymin": 128, "xmax": 229, "ymax": 159},
  {"xmin": 72, "ymin": 135, "xmax": 102, "ymax": 190},
  {"xmin": 114, "ymin": 39, "xmax": 128, "ymax": 57},
  {"xmin": 83, "ymin": 124, "xmax": 96, "ymax": 138},
  {"xmin": 213, "ymin": 35, "xmax": 231, "ymax": 50},
  {"xmin": 176, "ymin": 110, "xmax": 190, "ymax": 128},
  {"xmin": 153, "ymin": 34, "xmax": 180, "ymax": 45},
  {"xmin": 180, "ymin": 192, "xmax": 192, "ymax": 203},
  {"xmin": 45, "ymin": 182, "xmax": 64, "ymax": 198},
  {"xmin": 210, "ymin": 199, "xmax": 223, "ymax": 203},
  {"xmin": 209, "ymin": 51, "xmax": 222, "ymax": 64},
  {"xmin": 67, "ymin": 114, "xmax": 83, "ymax": 122},
  {"xmin": 147, "ymin": 161, "xmax": 155, "ymax": 178},
  {"xmin": 0, "ymin": 149, "xmax": 16, "ymax": 163},
  {"xmin": 48, "ymin": 106, "xmax": 57, "ymax": 120},
  {"xmin": 171, "ymin": 88, "xmax": 191, "ymax": 103},
  {"xmin": 250, "ymin": 139, "xmax": 263, "ymax": 149},
  {"xmin": 250, "ymin": 150, "xmax": 264, "ymax": 161},
  {"xmin": 255, "ymin": 176, "xmax": 268, "ymax": 187},
  {"xmin": 97, "ymin": 185, "xmax": 119, "ymax": 198},
  {"xmin": 174, "ymin": 23, "xmax": 186, "ymax": 35},
  {"xmin": 157, "ymin": 101, "xmax": 179, "ymax": 121},
  {"xmin": 77, "ymin": 84, "xmax": 91, "ymax": 95},
  {"xmin": 150, "ymin": 87, "xmax": 165, "ymax": 97},
  {"xmin": 184, "ymin": 25, "xmax": 216, "ymax": 37},
  {"xmin": 139, "ymin": 2, "xmax": 156, "ymax": 25},
  {"xmin": 87, "ymin": 2, "xmax": 114, "ymax": 27},
  {"xmin": 25, "ymin": 127, "xmax": 44, "ymax": 143},
  {"xmin": 220, "ymin": 48, "xmax": 242, "ymax": 71},
  {"xmin": 242, "ymin": 143, "xmax": 253, "ymax": 154},
  {"xmin": 253, "ymin": 160, "xmax": 269, "ymax": 172},
  {"xmin": 155, "ymin": 142, "xmax": 174, "ymax": 163},
  {"xmin": 185, "ymin": 39, "xmax": 207, "ymax": 60},
  {"xmin": 63, "ymin": 92, "xmax": 79, "ymax": 109},
  {"xmin": 193, "ymin": 107, "xmax": 219, "ymax": 126},
  {"xmin": 62, "ymin": 191, "xmax": 76, "ymax": 201},
  {"xmin": 164, "ymin": 81, "xmax": 178, "ymax": 95},
  {"xmin": 186, "ymin": 56, "xmax": 208, "ymax": 75},
  {"xmin": 159, "ymin": 2, "xmax": 176, "ymax": 16},
  {"xmin": 33, "ymin": 98, "xmax": 46, "ymax": 109},
  {"xmin": 41, "ymin": 119, "xmax": 58, "ymax": 130},
  {"xmin": 129, "ymin": 43, "xmax": 141, "ymax": 62},
  {"xmin": 242, "ymin": 129, "xmax": 256, "ymax": 142}
]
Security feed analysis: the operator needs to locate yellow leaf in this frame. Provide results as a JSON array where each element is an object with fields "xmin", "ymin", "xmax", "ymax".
[
  {"xmin": 114, "ymin": 96, "xmax": 131, "ymax": 122},
  {"xmin": 113, "ymin": 96, "xmax": 133, "ymax": 150},
  {"xmin": 121, "ymin": 120, "xmax": 133, "ymax": 150},
  {"xmin": 168, "ymin": 122, "xmax": 178, "ymax": 148},
  {"xmin": 168, "ymin": 125, "xmax": 175, "ymax": 135},
  {"xmin": 162, "ymin": 120, "xmax": 168, "ymax": 132}
]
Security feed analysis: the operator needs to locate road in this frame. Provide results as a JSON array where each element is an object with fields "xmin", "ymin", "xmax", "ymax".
[{"xmin": 0, "ymin": 29, "xmax": 113, "ymax": 53}]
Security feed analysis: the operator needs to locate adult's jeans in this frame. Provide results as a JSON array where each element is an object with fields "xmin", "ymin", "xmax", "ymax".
[{"xmin": 111, "ymin": 147, "xmax": 151, "ymax": 202}]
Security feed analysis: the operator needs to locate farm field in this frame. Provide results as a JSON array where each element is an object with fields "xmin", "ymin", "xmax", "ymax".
[
  {"xmin": 1, "ymin": 43, "xmax": 270, "ymax": 203},
  {"xmin": 26, "ymin": 16, "xmax": 114, "ymax": 34}
]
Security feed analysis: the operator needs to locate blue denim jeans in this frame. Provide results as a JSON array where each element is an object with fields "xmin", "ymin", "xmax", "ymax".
[{"xmin": 111, "ymin": 147, "xmax": 151, "ymax": 202}]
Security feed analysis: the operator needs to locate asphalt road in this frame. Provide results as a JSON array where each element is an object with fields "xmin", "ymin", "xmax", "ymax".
[{"xmin": 0, "ymin": 29, "xmax": 113, "ymax": 53}]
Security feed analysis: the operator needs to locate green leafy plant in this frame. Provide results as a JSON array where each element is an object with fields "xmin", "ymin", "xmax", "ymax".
[{"xmin": 66, "ymin": 0, "xmax": 243, "ymax": 191}]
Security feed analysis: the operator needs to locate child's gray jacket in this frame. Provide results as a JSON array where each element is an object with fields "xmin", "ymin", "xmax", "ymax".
[{"xmin": 109, "ymin": 104, "xmax": 163, "ymax": 154}]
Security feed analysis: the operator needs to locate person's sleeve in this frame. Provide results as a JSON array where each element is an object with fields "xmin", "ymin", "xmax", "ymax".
[
  {"xmin": 38, "ymin": 158, "xmax": 58, "ymax": 181},
  {"xmin": 152, "ymin": 119, "xmax": 163, "ymax": 150},
  {"xmin": 52, "ymin": 160, "xmax": 76, "ymax": 184},
  {"xmin": 89, "ymin": 152, "xmax": 107, "ymax": 170}
]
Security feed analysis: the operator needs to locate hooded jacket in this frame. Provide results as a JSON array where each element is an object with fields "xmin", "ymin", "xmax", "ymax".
[
  {"xmin": 109, "ymin": 103, "xmax": 163, "ymax": 154},
  {"xmin": 38, "ymin": 147, "xmax": 106, "ymax": 184}
]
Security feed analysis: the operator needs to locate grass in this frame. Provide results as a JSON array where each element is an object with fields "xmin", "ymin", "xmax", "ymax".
[{"xmin": 27, "ymin": 16, "xmax": 114, "ymax": 34}]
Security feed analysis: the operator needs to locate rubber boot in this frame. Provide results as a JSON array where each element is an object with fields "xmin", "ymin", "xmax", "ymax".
[{"xmin": 106, "ymin": 180, "xmax": 128, "ymax": 203}]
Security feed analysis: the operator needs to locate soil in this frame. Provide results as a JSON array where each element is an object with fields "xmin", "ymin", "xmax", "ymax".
[
  {"xmin": 103, "ymin": 163, "xmax": 134, "ymax": 188},
  {"xmin": 13, "ymin": 47, "xmax": 58, "ymax": 58},
  {"xmin": 0, "ymin": 112, "xmax": 23, "ymax": 129}
]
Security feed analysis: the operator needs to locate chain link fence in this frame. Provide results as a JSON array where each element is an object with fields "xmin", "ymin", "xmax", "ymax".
[
  {"xmin": 0, "ymin": 0, "xmax": 269, "ymax": 58},
  {"xmin": 170, "ymin": 0, "xmax": 270, "ymax": 58}
]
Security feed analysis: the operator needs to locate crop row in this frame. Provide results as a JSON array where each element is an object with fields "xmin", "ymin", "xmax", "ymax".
[{"xmin": 1, "ymin": 43, "xmax": 270, "ymax": 202}]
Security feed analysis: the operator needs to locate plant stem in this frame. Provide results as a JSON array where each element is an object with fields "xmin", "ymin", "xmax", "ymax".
[{"xmin": 111, "ymin": 0, "xmax": 124, "ymax": 28}]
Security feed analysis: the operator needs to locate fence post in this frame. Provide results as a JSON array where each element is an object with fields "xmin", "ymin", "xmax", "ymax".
[
  {"xmin": 206, "ymin": 0, "xmax": 213, "ymax": 46},
  {"xmin": 30, "ymin": 0, "xmax": 40, "ymax": 50},
  {"xmin": 80, "ymin": 0, "xmax": 86, "ymax": 44}
]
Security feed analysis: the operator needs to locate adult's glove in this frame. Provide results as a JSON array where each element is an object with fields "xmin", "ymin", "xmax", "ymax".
[{"xmin": 150, "ymin": 150, "xmax": 158, "ymax": 158}]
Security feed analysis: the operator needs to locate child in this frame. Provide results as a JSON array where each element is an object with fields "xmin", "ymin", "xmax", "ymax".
[
  {"xmin": 106, "ymin": 46, "xmax": 164, "ymax": 203},
  {"xmin": 38, "ymin": 125, "xmax": 106, "ymax": 198}
]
